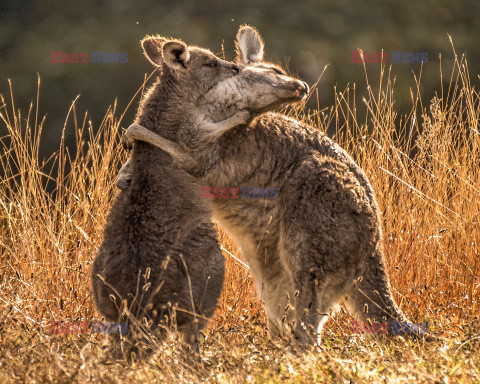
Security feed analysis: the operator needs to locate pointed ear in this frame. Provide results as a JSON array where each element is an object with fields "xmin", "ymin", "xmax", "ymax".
[
  {"xmin": 236, "ymin": 25, "xmax": 264, "ymax": 64},
  {"xmin": 141, "ymin": 35, "xmax": 167, "ymax": 66},
  {"xmin": 163, "ymin": 40, "xmax": 190, "ymax": 70}
]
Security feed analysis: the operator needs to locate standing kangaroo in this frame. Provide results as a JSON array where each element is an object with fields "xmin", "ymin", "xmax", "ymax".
[
  {"xmin": 119, "ymin": 26, "xmax": 427, "ymax": 345},
  {"xmin": 91, "ymin": 35, "xmax": 261, "ymax": 353}
]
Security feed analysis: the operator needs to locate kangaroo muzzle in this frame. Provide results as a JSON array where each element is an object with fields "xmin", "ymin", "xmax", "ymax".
[{"xmin": 293, "ymin": 81, "xmax": 309, "ymax": 99}]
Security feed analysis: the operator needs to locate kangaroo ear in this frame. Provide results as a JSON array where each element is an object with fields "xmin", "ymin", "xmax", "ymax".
[
  {"xmin": 141, "ymin": 35, "xmax": 167, "ymax": 66},
  {"xmin": 236, "ymin": 25, "xmax": 264, "ymax": 64},
  {"xmin": 163, "ymin": 40, "xmax": 190, "ymax": 70}
]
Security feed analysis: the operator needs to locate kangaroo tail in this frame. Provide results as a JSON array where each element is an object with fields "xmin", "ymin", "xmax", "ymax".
[{"xmin": 344, "ymin": 247, "xmax": 432, "ymax": 339}]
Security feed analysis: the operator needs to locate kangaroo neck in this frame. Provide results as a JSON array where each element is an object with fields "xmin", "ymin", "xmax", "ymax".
[
  {"xmin": 129, "ymin": 141, "xmax": 178, "ymax": 191},
  {"xmin": 187, "ymin": 124, "xmax": 261, "ymax": 186}
]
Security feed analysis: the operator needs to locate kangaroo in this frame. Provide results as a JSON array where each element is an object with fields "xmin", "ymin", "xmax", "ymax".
[
  {"xmin": 91, "ymin": 35, "xmax": 262, "ymax": 354},
  {"xmin": 118, "ymin": 26, "xmax": 429, "ymax": 345}
]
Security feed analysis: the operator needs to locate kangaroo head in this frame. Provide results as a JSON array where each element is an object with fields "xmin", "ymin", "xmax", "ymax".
[
  {"xmin": 141, "ymin": 35, "xmax": 240, "ymax": 105},
  {"xmin": 198, "ymin": 25, "xmax": 309, "ymax": 120},
  {"xmin": 119, "ymin": 28, "xmax": 311, "ymax": 184}
]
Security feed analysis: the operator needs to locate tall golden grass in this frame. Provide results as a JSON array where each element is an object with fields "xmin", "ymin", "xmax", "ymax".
[{"xmin": 0, "ymin": 51, "xmax": 478, "ymax": 344}]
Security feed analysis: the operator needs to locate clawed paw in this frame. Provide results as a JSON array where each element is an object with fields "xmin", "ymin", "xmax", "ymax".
[
  {"xmin": 124, "ymin": 126, "xmax": 139, "ymax": 144},
  {"xmin": 122, "ymin": 135, "xmax": 133, "ymax": 151}
]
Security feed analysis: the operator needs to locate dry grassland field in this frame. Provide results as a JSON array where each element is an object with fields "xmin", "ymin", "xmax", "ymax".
[{"xmin": 1, "ymin": 45, "xmax": 479, "ymax": 382}]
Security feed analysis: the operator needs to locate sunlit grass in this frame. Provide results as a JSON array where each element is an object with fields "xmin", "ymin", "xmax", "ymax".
[{"xmin": 0, "ymin": 51, "xmax": 479, "ymax": 382}]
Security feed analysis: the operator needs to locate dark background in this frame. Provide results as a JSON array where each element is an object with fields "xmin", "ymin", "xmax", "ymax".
[{"xmin": 1, "ymin": 0, "xmax": 479, "ymax": 159}]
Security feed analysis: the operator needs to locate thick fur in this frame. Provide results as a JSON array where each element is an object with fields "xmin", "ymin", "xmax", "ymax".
[
  {"xmin": 117, "ymin": 26, "xmax": 422, "ymax": 345},
  {"xmin": 91, "ymin": 36, "xmax": 239, "ymax": 352},
  {"xmin": 91, "ymin": 151, "xmax": 225, "ymax": 348},
  {"xmin": 195, "ymin": 113, "xmax": 406, "ymax": 343}
]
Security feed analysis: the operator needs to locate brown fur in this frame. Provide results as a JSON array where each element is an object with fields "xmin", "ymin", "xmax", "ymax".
[
  {"xmin": 118, "ymin": 26, "xmax": 427, "ymax": 345},
  {"xmin": 90, "ymin": 36, "xmax": 242, "ymax": 354}
]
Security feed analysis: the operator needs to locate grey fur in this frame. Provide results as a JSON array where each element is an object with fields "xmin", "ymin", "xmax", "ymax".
[
  {"xmin": 91, "ymin": 35, "xmax": 254, "ymax": 352},
  {"xmin": 118, "ymin": 26, "xmax": 426, "ymax": 345}
]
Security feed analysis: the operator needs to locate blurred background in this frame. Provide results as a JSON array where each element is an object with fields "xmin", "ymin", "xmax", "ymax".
[{"xmin": 1, "ymin": 0, "xmax": 479, "ymax": 159}]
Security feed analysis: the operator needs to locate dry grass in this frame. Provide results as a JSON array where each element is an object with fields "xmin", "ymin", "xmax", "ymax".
[{"xmin": 0, "ymin": 51, "xmax": 479, "ymax": 383}]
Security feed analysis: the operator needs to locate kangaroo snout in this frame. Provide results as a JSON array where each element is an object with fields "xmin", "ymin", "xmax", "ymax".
[{"xmin": 293, "ymin": 81, "xmax": 309, "ymax": 99}]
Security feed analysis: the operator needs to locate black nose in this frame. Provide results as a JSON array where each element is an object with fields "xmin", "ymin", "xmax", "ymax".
[
  {"xmin": 232, "ymin": 64, "xmax": 239, "ymax": 73},
  {"xmin": 302, "ymin": 81, "xmax": 309, "ymax": 94}
]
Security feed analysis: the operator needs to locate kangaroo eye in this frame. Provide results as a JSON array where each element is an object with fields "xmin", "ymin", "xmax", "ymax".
[
  {"xmin": 204, "ymin": 60, "xmax": 217, "ymax": 68},
  {"xmin": 272, "ymin": 68, "xmax": 285, "ymax": 75}
]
